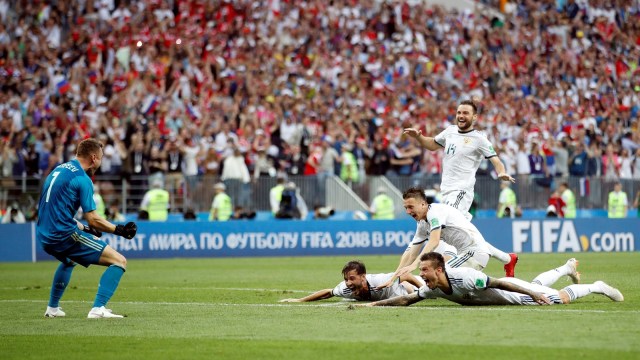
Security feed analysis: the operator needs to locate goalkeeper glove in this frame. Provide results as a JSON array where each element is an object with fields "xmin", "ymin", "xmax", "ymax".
[
  {"xmin": 114, "ymin": 222, "xmax": 137, "ymax": 239},
  {"xmin": 81, "ymin": 224, "xmax": 103, "ymax": 238}
]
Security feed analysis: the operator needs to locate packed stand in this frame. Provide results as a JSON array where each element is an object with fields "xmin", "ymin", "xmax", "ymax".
[{"xmin": 0, "ymin": 0, "xmax": 639, "ymax": 219}]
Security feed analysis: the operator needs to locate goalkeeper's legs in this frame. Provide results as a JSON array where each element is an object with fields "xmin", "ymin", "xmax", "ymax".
[
  {"xmin": 45, "ymin": 262, "xmax": 76, "ymax": 317},
  {"xmin": 89, "ymin": 246, "xmax": 127, "ymax": 317}
]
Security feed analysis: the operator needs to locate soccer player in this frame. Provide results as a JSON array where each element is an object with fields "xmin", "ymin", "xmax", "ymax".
[
  {"xmin": 279, "ymin": 259, "xmax": 430, "ymax": 303},
  {"xmin": 377, "ymin": 187, "xmax": 516, "ymax": 290},
  {"xmin": 37, "ymin": 138, "xmax": 138, "ymax": 319},
  {"xmin": 364, "ymin": 252, "xmax": 623, "ymax": 307},
  {"xmin": 403, "ymin": 99, "xmax": 518, "ymax": 276}
]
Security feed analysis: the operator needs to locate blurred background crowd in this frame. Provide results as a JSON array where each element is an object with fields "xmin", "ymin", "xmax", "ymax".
[{"xmin": 0, "ymin": 0, "xmax": 639, "ymax": 221}]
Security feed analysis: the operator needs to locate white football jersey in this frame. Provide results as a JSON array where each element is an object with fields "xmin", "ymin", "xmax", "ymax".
[
  {"xmin": 332, "ymin": 273, "xmax": 413, "ymax": 301},
  {"xmin": 410, "ymin": 203, "xmax": 489, "ymax": 254},
  {"xmin": 434, "ymin": 126, "xmax": 497, "ymax": 193},
  {"xmin": 417, "ymin": 267, "xmax": 563, "ymax": 305}
]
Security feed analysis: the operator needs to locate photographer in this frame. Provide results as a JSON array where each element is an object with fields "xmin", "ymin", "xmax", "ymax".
[{"xmin": 2, "ymin": 204, "xmax": 26, "ymax": 224}]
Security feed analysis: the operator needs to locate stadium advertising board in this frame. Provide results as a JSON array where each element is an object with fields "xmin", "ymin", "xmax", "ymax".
[{"xmin": 0, "ymin": 219, "xmax": 637, "ymax": 262}]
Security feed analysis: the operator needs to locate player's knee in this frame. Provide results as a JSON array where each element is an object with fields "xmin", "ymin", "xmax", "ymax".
[
  {"xmin": 115, "ymin": 254, "xmax": 127, "ymax": 270},
  {"xmin": 559, "ymin": 290, "xmax": 570, "ymax": 304}
]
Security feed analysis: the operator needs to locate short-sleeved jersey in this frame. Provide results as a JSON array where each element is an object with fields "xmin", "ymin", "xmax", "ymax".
[
  {"xmin": 417, "ymin": 267, "xmax": 563, "ymax": 305},
  {"xmin": 410, "ymin": 203, "xmax": 489, "ymax": 254},
  {"xmin": 37, "ymin": 159, "xmax": 96, "ymax": 244},
  {"xmin": 434, "ymin": 126, "xmax": 497, "ymax": 193},
  {"xmin": 332, "ymin": 273, "xmax": 415, "ymax": 301}
]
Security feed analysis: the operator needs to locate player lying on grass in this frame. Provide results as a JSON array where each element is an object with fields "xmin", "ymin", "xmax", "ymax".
[
  {"xmin": 279, "ymin": 260, "xmax": 427, "ymax": 303},
  {"xmin": 361, "ymin": 252, "xmax": 623, "ymax": 307}
]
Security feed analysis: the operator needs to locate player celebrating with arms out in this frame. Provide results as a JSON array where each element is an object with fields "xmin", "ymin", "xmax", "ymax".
[
  {"xmin": 403, "ymin": 99, "xmax": 518, "ymax": 276},
  {"xmin": 37, "ymin": 138, "xmax": 137, "ymax": 319}
]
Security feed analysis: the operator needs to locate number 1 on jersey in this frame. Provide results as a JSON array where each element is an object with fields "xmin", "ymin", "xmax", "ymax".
[{"xmin": 45, "ymin": 171, "xmax": 60, "ymax": 202}]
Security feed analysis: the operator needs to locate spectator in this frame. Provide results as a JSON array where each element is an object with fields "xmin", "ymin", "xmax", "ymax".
[
  {"xmin": 140, "ymin": 178, "xmax": 170, "ymax": 222},
  {"xmin": 340, "ymin": 143, "xmax": 359, "ymax": 186},
  {"xmin": 106, "ymin": 202, "xmax": 126, "ymax": 223},
  {"xmin": 275, "ymin": 182, "xmax": 308, "ymax": 220},
  {"xmin": 607, "ymin": 182, "xmax": 628, "ymax": 218},
  {"xmin": 552, "ymin": 139, "xmax": 569, "ymax": 178},
  {"xmin": 548, "ymin": 190, "xmax": 566, "ymax": 218},
  {"xmin": 209, "ymin": 182, "xmax": 232, "ymax": 221},
  {"xmin": 497, "ymin": 181, "xmax": 517, "ymax": 218},
  {"xmin": 93, "ymin": 183, "xmax": 106, "ymax": 219},
  {"xmin": 221, "ymin": 147, "xmax": 252, "ymax": 208},
  {"xmin": 558, "ymin": 182, "xmax": 577, "ymax": 219},
  {"xmin": 568, "ymin": 143, "xmax": 588, "ymax": 177},
  {"xmin": 1, "ymin": 203, "xmax": 25, "ymax": 223},
  {"xmin": 269, "ymin": 175, "xmax": 287, "ymax": 215},
  {"xmin": 370, "ymin": 187, "xmax": 395, "ymax": 220}
]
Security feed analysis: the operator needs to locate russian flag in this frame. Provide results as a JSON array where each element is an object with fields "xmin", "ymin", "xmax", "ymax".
[
  {"xmin": 579, "ymin": 177, "xmax": 590, "ymax": 197},
  {"xmin": 141, "ymin": 95, "xmax": 159, "ymax": 115},
  {"xmin": 186, "ymin": 104, "xmax": 201, "ymax": 121},
  {"xmin": 57, "ymin": 78, "xmax": 71, "ymax": 95}
]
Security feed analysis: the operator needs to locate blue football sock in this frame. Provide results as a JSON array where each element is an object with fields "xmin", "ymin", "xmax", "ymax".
[
  {"xmin": 48, "ymin": 263, "xmax": 75, "ymax": 307},
  {"xmin": 93, "ymin": 265, "xmax": 126, "ymax": 308}
]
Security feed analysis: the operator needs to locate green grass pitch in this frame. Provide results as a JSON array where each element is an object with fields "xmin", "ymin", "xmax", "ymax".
[{"xmin": 1, "ymin": 252, "xmax": 639, "ymax": 359}]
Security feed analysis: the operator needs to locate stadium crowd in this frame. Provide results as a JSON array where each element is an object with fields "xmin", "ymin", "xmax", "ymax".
[{"xmin": 0, "ymin": 0, "xmax": 639, "ymax": 217}]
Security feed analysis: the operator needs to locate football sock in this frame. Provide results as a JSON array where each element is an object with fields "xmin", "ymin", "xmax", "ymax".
[
  {"xmin": 562, "ymin": 284, "xmax": 597, "ymax": 302},
  {"xmin": 485, "ymin": 243, "xmax": 511, "ymax": 263},
  {"xmin": 93, "ymin": 265, "xmax": 125, "ymax": 308},
  {"xmin": 531, "ymin": 263, "xmax": 569, "ymax": 286},
  {"xmin": 48, "ymin": 263, "xmax": 75, "ymax": 307}
]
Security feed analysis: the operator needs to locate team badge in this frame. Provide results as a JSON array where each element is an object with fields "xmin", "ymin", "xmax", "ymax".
[{"xmin": 464, "ymin": 137, "xmax": 472, "ymax": 145}]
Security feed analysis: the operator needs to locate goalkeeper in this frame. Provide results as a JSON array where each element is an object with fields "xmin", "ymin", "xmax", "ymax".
[{"xmin": 36, "ymin": 138, "xmax": 138, "ymax": 319}]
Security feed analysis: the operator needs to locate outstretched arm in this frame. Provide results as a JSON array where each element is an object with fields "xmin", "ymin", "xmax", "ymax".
[
  {"xmin": 399, "ymin": 273, "xmax": 425, "ymax": 288},
  {"xmin": 366, "ymin": 292, "xmax": 423, "ymax": 307},
  {"xmin": 403, "ymin": 128, "xmax": 441, "ymax": 151},
  {"xmin": 487, "ymin": 278, "xmax": 550, "ymax": 305},
  {"xmin": 279, "ymin": 289, "xmax": 334, "ymax": 303},
  {"xmin": 489, "ymin": 156, "xmax": 515, "ymax": 183}
]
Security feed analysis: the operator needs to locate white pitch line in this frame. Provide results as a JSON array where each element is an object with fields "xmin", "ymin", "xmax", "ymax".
[
  {"xmin": 0, "ymin": 286, "xmax": 311, "ymax": 293},
  {"xmin": 0, "ymin": 299, "xmax": 637, "ymax": 313}
]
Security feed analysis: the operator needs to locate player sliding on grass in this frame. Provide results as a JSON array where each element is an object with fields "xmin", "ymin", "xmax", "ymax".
[
  {"xmin": 37, "ymin": 138, "xmax": 137, "ymax": 319},
  {"xmin": 403, "ymin": 99, "xmax": 518, "ymax": 276},
  {"xmin": 279, "ymin": 260, "xmax": 425, "ymax": 303},
  {"xmin": 377, "ymin": 187, "xmax": 514, "ymax": 290},
  {"xmin": 363, "ymin": 252, "xmax": 623, "ymax": 307}
]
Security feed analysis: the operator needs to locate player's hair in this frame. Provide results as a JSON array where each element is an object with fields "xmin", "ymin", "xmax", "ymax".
[
  {"xmin": 76, "ymin": 138, "xmax": 103, "ymax": 159},
  {"xmin": 459, "ymin": 99, "xmax": 478, "ymax": 114},
  {"xmin": 402, "ymin": 187, "xmax": 428, "ymax": 202},
  {"xmin": 420, "ymin": 252, "xmax": 445, "ymax": 270},
  {"xmin": 342, "ymin": 260, "xmax": 366, "ymax": 276}
]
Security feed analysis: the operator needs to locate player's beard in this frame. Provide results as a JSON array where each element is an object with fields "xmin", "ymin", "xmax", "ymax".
[{"xmin": 456, "ymin": 117, "xmax": 473, "ymax": 131}]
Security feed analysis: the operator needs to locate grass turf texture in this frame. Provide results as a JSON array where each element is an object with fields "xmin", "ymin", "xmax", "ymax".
[{"xmin": 1, "ymin": 252, "xmax": 639, "ymax": 359}]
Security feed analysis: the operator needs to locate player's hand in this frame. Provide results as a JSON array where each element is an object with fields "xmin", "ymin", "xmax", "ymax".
[
  {"xmin": 497, "ymin": 173, "xmax": 515, "ymax": 183},
  {"xmin": 114, "ymin": 222, "xmax": 137, "ymax": 239},
  {"xmin": 375, "ymin": 276, "xmax": 397, "ymax": 290},
  {"xmin": 532, "ymin": 292, "xmax": 551, "ymax": 305},
  {"xmin": 279, "ymin": 298, "xmax": 301, "ymax": 303},
  {"xmin": 402, "ymin": 128, "xmax": 422, "ymax": 139},
  {"xmin": 81, "ymin": 224, "xmax": 103, "ymax": 238}
]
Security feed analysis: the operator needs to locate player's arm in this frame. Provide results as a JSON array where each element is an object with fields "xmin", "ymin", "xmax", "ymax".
[
  {"xmin": 85, "ymin": 210, "xmax": 137, "ymax": 239},
  {"xmin": 399, "ymin": 273, "xmax": 425, "ymax": 288},
  {"xmin": 401, "ymin": 229, "xmax": 441, "ymax": 275},
  {"xmin": 486, "ymin": 277, "xmax": 551, "ymax": 305},
  {"xmin": 402, "ymin": 128, "xmax": 441, "ymax": 151},
  {"xmin": 279, "ymin": 289, "xmax": 334, "ymax": 303},
  {"xmin": 365, "ymin": 292, "xmax": 423, "ymax": 307},
  {"xmin": 489, "ymin": 156, "xmax": 515, "ymax": 183}
]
